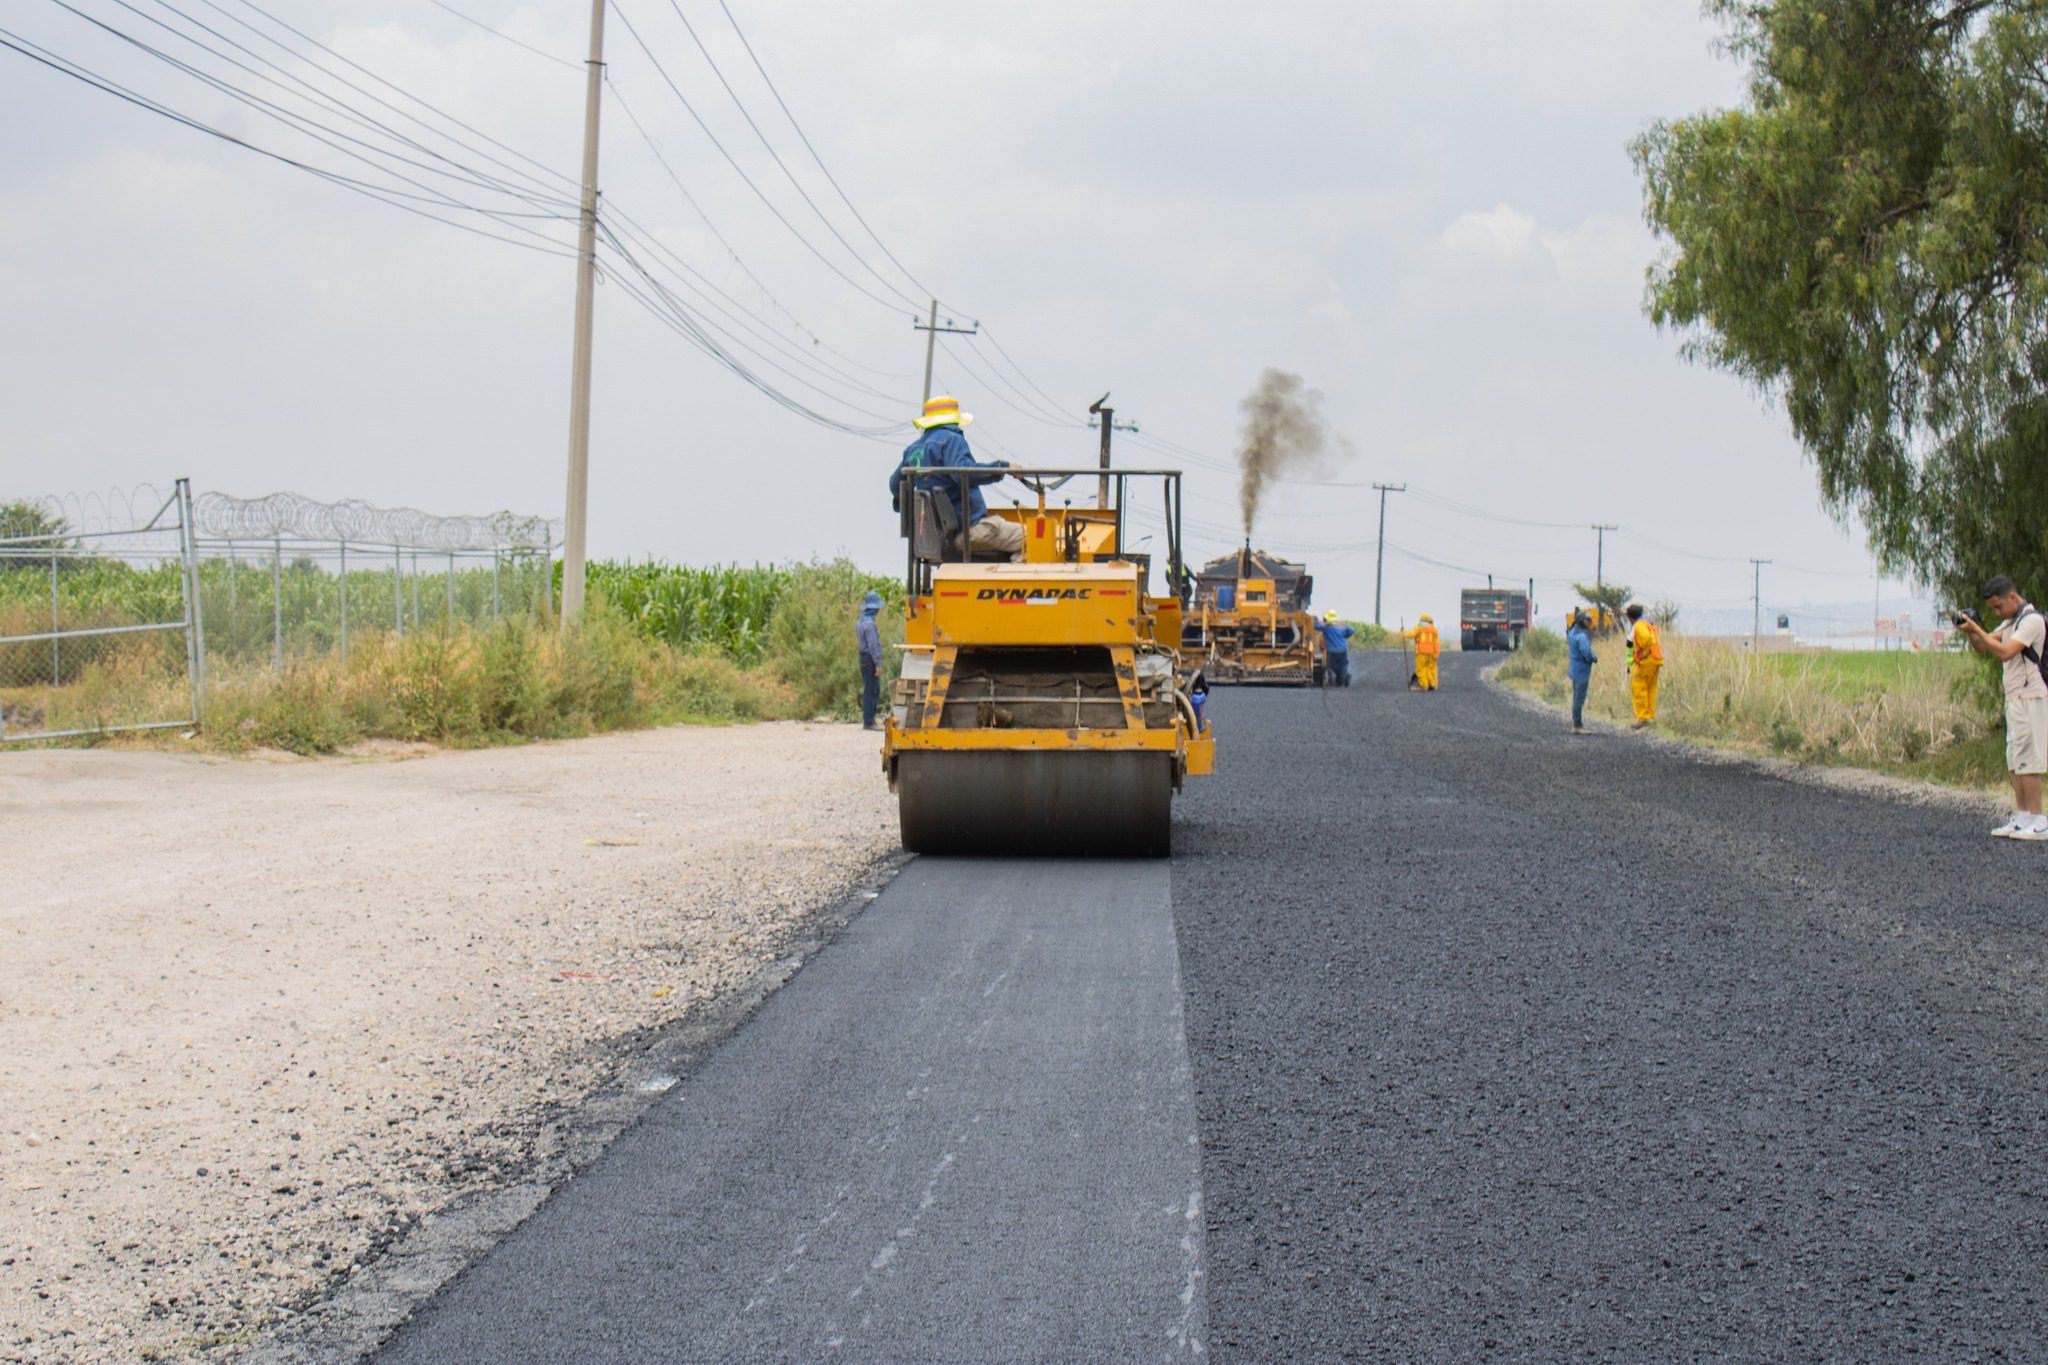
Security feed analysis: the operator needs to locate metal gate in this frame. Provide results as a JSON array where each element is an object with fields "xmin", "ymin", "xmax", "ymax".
[{"xmin": 0, "ymin": 478, "xmax": 203, "ymax": 742}]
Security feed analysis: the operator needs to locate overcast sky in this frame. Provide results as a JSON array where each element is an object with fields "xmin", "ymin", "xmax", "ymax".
[{"xmin": 0, "ymin": 0, "xmax": 1927, "ymax": 627}]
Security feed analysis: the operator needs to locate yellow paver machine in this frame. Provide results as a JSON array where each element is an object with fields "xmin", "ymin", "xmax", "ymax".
[
  {"xmin": 883, "ymin": 465, "xmax": 1214, "ymax": 856},
  {"xmin": 1183, "ymin": 547, "xmax": 1322, "ymax": 686}
]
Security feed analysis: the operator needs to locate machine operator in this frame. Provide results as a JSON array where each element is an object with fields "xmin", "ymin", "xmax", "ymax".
[{"xmin": 888, "ymin": 395, "xmax": 1024, "ymax": 561}]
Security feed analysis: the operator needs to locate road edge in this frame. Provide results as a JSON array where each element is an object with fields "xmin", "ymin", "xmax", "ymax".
[
  {"xmin": 1481, "ymin": 659, "xmax": 2002, "ymax": 815},
  {"xmin": 238, "ymin": 848, "xmax": 915, "ymax": 1365}
]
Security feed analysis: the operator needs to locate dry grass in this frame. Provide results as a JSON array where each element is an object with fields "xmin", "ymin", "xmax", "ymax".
[{"xmin": 1498, "ymin": 629, "xmax": 2005, "ymax": 788}]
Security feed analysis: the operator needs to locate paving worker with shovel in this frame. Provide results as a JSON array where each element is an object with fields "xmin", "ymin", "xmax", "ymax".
[
  {"xmin": 1318, "ymin": 611, "xmax": 1355, "ymax": 687},
  {"xmin": 1625, "ymin": 602, "xmax": 1663, "ymax": 728},
  {"xmin": 1403, "ymin": 613, "xmax": 1441, "ymax": 691}
]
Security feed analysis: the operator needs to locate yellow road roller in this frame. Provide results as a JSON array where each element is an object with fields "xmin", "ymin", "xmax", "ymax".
[{"xmin": 883, "ymin": 465, "xmax": 1214, "ymax": 856}]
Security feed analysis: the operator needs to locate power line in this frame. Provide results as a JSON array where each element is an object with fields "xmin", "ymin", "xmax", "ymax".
[
  {"xmin": 424, "ymin": 0, "xmax": 580, "ymax": 70},
  {"xmin": 76, "ymin": 0, "xmax": 578, "ymax": 232},
  {"xmin": 656, "ymin": 0, "xmax": 920, "ymax": 310},
  {"xmin": 604, "ymin": 75, "xmax": 916, "ymax": 387},
  {"xmin": 608, "ymin": 0, "xmax": 912, "ymax": 313},
  {"xmin": 713, "ymin": 0, "xmax": 936, "ymax": 302},
  {"xmin": 0, "ymin": 25, "xmax": 578, "ymax": 256}
]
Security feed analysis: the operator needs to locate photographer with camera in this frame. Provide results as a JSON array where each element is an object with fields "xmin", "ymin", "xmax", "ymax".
[{"xmin": 1956, "ymin": 575, "xmax": 2048, "ymax": 840}]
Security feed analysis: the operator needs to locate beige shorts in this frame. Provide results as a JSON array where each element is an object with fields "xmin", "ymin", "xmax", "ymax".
[{"xmin": 2007, "ymin": 693, "xmax": 2048, "ymax": 775}]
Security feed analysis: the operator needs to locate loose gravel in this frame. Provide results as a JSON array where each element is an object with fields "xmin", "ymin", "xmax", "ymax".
[
  {"xmin": 1173, "ymin": 650, "xmax": 2048, "ymax": 1361},
  {"xmin": 1, "ymin": 723, "xmax": 895, "ymax": 1363}
]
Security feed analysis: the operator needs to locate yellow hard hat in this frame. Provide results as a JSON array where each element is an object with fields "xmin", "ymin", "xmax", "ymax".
[
  {"xmin": 1419, "ymin": 612, "xmax": 1433, "ymax": 623},
  {"xmin": 1324, "ymin": 611, "xmax": 1337, "ymax": 621},
  {"xmin": 913, "ymin": 394, "xmax": 973, "ymax": 429}
]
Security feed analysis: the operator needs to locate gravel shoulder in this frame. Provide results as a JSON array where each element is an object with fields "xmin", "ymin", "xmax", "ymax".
[{"xmin": 1, "ymin": 723, "xmax": 897, "ymax": 1363}]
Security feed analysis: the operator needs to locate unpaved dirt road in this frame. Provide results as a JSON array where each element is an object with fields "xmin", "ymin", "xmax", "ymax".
[
  {"xmin": 372, "ymin": 652, "xmax": 2044, "ymax": 1362},
  {"xmin": 1, "ymin": 723, "xmax": 895, "ymax": 1363}
]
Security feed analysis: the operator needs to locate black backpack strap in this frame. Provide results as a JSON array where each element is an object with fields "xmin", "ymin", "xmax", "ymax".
[{"xmin": 2018, "ymin": 605, "xmax": 2048, "ymax": 689}]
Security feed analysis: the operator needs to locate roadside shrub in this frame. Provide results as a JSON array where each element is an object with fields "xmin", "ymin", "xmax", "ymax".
[
  {"xmin": 252, "ymin": 667, "xmax": 360, "ymax": 753},
  {"xmin": 392, "ymin": 631, "xmax": 482, "ymax": 741},
  {"xmin": 475, "ymin": 615, "xmax": 550, "ymax": 737},
  {"xmin": 766, "ymin": 561, "xmax": 903, "ymax": 720},
  {"xmin": 550, "ymin": 596, "xmax": 647, "ymax": 732}
]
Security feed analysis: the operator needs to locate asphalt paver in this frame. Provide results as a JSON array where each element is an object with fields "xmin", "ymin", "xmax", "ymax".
[{"xmin": 1176, "ymin": 650, "xmax": 2047, "ymax": 1360}]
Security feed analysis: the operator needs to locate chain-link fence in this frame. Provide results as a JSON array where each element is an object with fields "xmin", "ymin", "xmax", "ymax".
[
  {"xmin": 1, "ymin": 483, "xmax": 559, "ymax": 743},
  {"xmin": 0, "ymin": 481, "xmax": 202, "ymax": 741},
  {"xmin": 191, "ymin": 492, "xmax": 557, "ymax": 673}
]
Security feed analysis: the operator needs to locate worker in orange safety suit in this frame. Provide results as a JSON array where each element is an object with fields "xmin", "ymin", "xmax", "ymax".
[
  {"xmin": 1403, "ymin": 613, "xmax": 1441, "ymax": 691},
  {"xmin": 1625, "ymin": 602, "xmax": 1663, "ymax": 727}
]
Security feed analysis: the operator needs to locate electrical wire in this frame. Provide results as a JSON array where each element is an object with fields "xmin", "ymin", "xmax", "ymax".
[
  {"xmin": 657, "ymin": 0, "xmax": 921, "ymax": 310},
  {"xmin": 84, "ymin": 0, "xmax": 579, "ymax": 228},
  {"xmin": 597, "ymin": 224, "xmax": 902, "ymax": 437},
  {"xmin": 713, "ymin": 0, "xmax": 936, "ymax": 302},
  {"xmin": 608, "ymin": 0, "xmax": 912, "ymax": 313},
  {"xmin": 424, "ymin": 0, "xmax": 579, "ymax": 70},
  {"xmin": 605, "ymin": 73, "xmax": 918, "ymax": 385},
  {"xmin": 0, "ymin": 25, "xmax": 579, "ymax": 256}
]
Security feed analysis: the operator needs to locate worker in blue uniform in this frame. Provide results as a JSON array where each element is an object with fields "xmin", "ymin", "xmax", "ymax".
[
  {"xmin": 1318, "ymin": 611, "xmax": 1355, "ymax": 687},
  {"xmin": 1566, "ymin": 609, "xmax": 1598, "ymax": 733},
  {"xmin": 857, "ymin": 590, "xmax": 885, "ymax": 730}
]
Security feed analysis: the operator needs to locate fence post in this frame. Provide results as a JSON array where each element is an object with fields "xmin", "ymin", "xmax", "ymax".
[
  {"xmin": 339, "ymin": 541, "xmax": 349, "ymax": 664},
  {"xmin": 177, "ymin": 478, "xmax": 205, "ymax": 728},
  {"xmin": 492, "ymin": 551, "xmax": 501, "ymax": 621},
  {"xmin": 394, "ymin": 545, "xmax": 403, "ymax": 637},
  {"xmin": 446, "ymin": 553, "xmax": 455, "ymax": 629},
  {"xmin": 228, "ymin": 540, "xmax": 237, "ymax": 616},
  {"xmin": 272, "ymin": 536, "xmax": 284, "ymax": 677},
  {"xmin": 49, "ymin": 542, "xmax": 59, "ymax": 686}
]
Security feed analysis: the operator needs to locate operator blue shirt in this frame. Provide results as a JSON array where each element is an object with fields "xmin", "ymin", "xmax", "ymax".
[
  {"xmin": 1567, "ymin": 623, "xmax": 1598, "ymax": 682},
  {"xmin": 1318, "ymin": 621, "xmax": 1355, "ymax": 655},
  {"xmin": 888, "ymin": 424, "xmax": 1008, "ymax": 524},
  {"xmin": 856, "ymin": 603, "xmax": 883, "ymax": 669}
]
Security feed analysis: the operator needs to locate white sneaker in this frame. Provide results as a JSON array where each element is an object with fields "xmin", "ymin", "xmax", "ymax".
[
  {"xmin": 1991, "ymin": 816, "xmax": 2029, "ymax": 839},
  {"xmin": 2014, "ymin": 822, "xmax": 2048, "ymax": 842}
]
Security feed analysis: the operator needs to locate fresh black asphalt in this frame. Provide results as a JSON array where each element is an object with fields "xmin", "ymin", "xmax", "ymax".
[{"xmin": 371, "ymin": 649, "xmax": 2047, "ymax": 1361}]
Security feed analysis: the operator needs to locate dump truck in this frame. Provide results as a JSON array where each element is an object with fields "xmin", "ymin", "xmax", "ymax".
[
  {"xmin": 1459, "ymin": 587, "xmax": 1531, "ymax": 652},
  {"xmin": 882, "ymin": 463, "xmax": 1214, "ymax": 856},
  {"xmin": 1182, "ymin": 547, "xmax": 1322, "ymax": 685}
]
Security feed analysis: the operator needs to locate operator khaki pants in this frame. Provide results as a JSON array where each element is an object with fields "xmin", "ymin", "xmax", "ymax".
[{"xmin": 968, "ymin": 517, "xmax": 1024, "ymax": 560}]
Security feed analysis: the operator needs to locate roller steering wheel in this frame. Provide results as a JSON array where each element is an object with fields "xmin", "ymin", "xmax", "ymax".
[{"xmin": 1009, "ymin": 470, "xmax": 1076, "ymax": 496}]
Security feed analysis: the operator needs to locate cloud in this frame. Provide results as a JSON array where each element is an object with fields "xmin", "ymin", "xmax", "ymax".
[{"xmin": 1437, "ymin": 204, "xmax": 1653, "ymax": 294}]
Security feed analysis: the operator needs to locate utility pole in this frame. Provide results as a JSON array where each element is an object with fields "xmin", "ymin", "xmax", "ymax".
[
  {"xmin": 1592, "ymin": 524, "xmax": 1617, "ymax": 592},
  {"xmin": 1751, "ymin": 557, "xmax": 1772, "ymax": 647},
  {"xmin": 912, "ymin": 300, "xmax": 978, "ymax": 404},
  {"xmin": 1372, "ymin": 482, "xmax": 1405, "ymax": 626},
  {"xmin": 559, "ymin": 0, "xmax": 606, "ymax": 622}
]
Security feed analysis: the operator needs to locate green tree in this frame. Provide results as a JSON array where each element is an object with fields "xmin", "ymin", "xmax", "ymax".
[
  {"xmin": 1633, "ymin": 2, "xmax": 2048, "ymax": 604},
  {"xmin": 1573, "ymin": 580, "xmax": 1633, "ymax": 629},
  {"xmin": 1, "ymin": 500, "xmax": 70, "ymax": 541}
]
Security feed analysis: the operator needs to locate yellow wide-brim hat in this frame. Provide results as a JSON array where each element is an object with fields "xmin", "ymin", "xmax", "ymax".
[{"xmin": 913, "ymin": 395, "xmax": 974, "ymax": 429}]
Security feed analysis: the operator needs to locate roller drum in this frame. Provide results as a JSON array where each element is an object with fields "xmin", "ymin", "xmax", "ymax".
[{"xmin": 896, "ymin": 751, "xmax": 1172, "ymax": 857}]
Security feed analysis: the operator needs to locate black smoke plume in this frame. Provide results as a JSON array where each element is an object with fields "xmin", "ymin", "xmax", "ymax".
[{"xmin": 1237, "ymin": 369, "xmax": 1344, "ymax": 536}]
